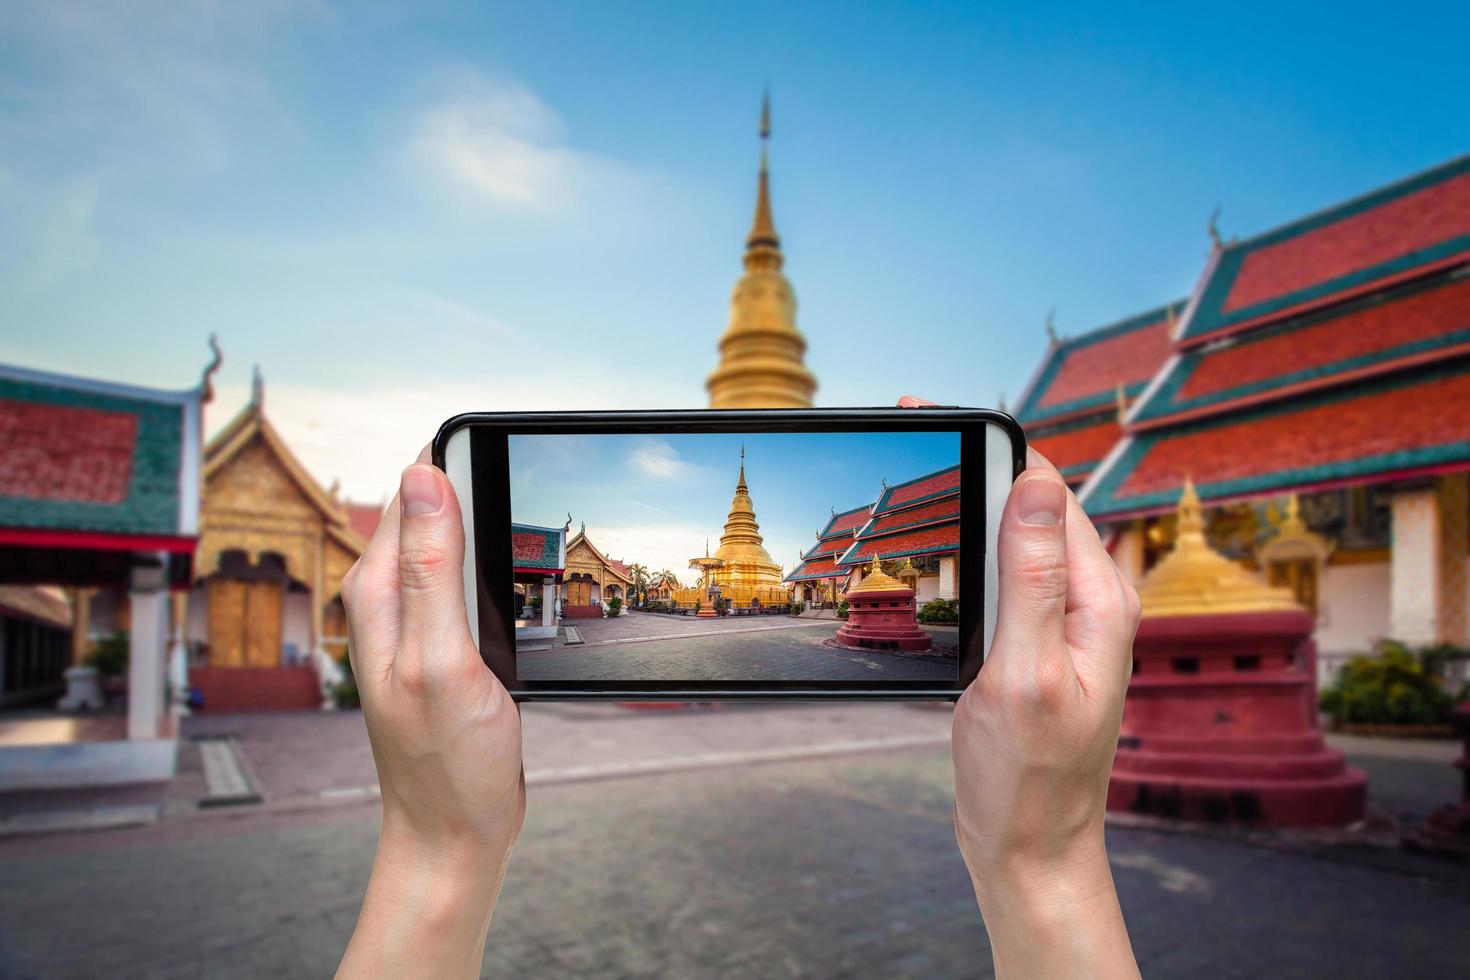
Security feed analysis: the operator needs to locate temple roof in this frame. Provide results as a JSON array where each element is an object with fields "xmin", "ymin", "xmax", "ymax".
[
  {"xmin": 512, "ymin": 522, "xmax": 566, "ymax": 575},
  {"xmin": 784, "ymin": 554, "xmax": 845, "ymax": 582},
  {"xmin": 1132, "ymin": 270, "xmax": 1470, "ymax": 429},
  {"xmin": 1079, "ymin": 358, "xmax": 1470, "ymax": 520},
  {"xmin": 1026, "ymin": 415, "xmax": 1123, "ymax": 485},
  {"xmin": 1181, "ymin": 154, "xmax": 1470, "ymax": 344},
  {"xmin": 1015, "ymin": 302, "xmax": 1180, "ymax": 426},
  {"xmin": 838, "ymin": 521, "xmax": 960, "ymax": 565},
  {"xmin": 862, "ymin": 495, "xmax": 960, "ymax": 536},
  {"xmin": 873, "ymin": 464, "xmax": 960, "ymax": 515},
  {"xmin": 0, "ymin": 363, "xmax": 202, "ymax": 545},
  {"xmin": 0, "ymin": 584, "xmax": 71, "ymax": 629},
  {"xmin": 817, "ymin": 504, "xmax": 873, "ymax": 539}
]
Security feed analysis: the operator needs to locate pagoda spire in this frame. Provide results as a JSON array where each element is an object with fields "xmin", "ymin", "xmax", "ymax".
[
  {"xmin": 738, "ymin": 444, "xmax": 747, "ymax": 490},
  {"xmin": 707, "ymin": 90, "xmax": 818, "ymax": 409}
]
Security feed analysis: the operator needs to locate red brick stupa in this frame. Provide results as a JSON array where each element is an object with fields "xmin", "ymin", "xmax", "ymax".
[
  {"xmin": 835, "ymin": 556, "xmax": 932, "ymax": 652},
  {"xmin": 1107, "ymin": 480, "xmax": 1367, "ymax": 828}
]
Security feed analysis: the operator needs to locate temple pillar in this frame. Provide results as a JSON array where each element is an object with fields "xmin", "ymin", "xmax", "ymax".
[
  {"xmin": 127, "ymin": 563, "xmax": 169, "ymax": 741},
  {"xmin": 1390, "ymin": 475, "xmax": 1469, "ymax": 648},
  {"xmin": 168, "ymin": 591, "xmax": 191, "ymax": 715},
  {"xmin": 938, "ymin": 556, "xmax": 957, "ymax": 601},
  {"xmin": 70, "ymin": 587, "xmax": 94, "ymax": 666},
  {"xmin": 542, "ymin": 576, "xmax": 556, "ymax": 627}
]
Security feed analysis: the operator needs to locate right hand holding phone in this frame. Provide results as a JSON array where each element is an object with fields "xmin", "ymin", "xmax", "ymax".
[{"xmin": 953, "ymin": 448, "xmax": 1142, "ymax": 976}]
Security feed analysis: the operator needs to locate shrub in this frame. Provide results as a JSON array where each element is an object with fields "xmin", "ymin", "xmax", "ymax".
[
  {"xmin": 332, "ymin": 651, "xmax": 360, "ymax": 709},
  {"xmin": 607, "ymin": 597, "xmax": 623, "ymax": 618},
  {"xmin": 1319, "ymin": 641, "xmax": 1455, "ymax": 726},
  {"xmin": 917, "ymin": 598, "xmax": 960, "ymax": 624},
  {"xmin": 836, "ymin": 600, "xmax": 849, "ymax": 620},
  {"xmin": 85, "ymin": 631, "xmax": 129, "ymax": 678}
]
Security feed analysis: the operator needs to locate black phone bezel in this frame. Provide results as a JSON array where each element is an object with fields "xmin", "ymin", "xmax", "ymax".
[{"xmin": 432, "ymin": 407, "xmax": 1026, "ymax": 700}]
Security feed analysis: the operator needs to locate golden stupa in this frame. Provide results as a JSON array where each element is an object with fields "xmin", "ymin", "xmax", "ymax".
[
  {"xmin": 706, "ymin": 92, "xmax": 818, "ymax": 409},
  {"xmin": 710, "ymin": 447, "xmax": 786, "ymax": 592},
  {"xmin": 1138, "ymin": 478, "xmax": 1301, "ymax": 618}
]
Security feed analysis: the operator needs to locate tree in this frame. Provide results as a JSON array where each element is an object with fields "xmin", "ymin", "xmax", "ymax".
[{"xmin": 626, "ymin": 563, "xmax": 650, "ymax": 606}]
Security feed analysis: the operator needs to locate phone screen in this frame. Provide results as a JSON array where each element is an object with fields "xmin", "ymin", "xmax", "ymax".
[{"xmin": 506, "ymin": 431, "xmax": 962, "ymax": 684}]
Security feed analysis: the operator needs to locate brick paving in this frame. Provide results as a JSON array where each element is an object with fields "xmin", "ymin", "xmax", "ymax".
[
  {"xmin": 520, "ymin": 612, "xmax": 958, "ymax": 682},
  {"xmin": 0, "ymin": 741, "xmax": 1467, "ymax": 978}
]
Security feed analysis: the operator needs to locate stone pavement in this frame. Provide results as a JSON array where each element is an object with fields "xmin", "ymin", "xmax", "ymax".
[
  {"xmin": 0, "ymin": 738, "xmax": 1467, "ymax": 978},
  {"xmin": 518, "ymin": 611, "xmax": 957, "ymax": 683}
]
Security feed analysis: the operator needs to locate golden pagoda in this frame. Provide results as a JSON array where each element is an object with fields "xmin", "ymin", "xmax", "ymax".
[
  {"xmin": 708, "ymin": 448, "xmax": 788, "ymax": 606},
  {"xmin": 706, "ymin": 93, "xmax": 818, "ymax": 409},
  {"xmin": 1138, "ymin": 478, "xmax": 1301, "ymax": 618}
]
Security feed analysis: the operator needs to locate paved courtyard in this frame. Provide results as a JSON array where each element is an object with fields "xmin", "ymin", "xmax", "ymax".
[
  {"xmin": 518, "ymin": 611, "xmax": 958, "ymax": 682},
  {"xmin": 0, "ymin": 705, "xmax": 1467, "ymax": 977}
]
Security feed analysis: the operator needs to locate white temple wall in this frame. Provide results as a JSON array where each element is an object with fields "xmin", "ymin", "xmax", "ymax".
[
  {"xmin": 914, "ymin": 575, "xmax": 941, "ymax": 605},
  {"xmin": 282, "ymin": 592, "xmax": 312, "ymax": 663},
  {"xmin": 1314, "ymin": 561, "xmax": 1391, "ymax": 684}
]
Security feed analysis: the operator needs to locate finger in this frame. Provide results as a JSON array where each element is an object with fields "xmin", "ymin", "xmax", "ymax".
[
  {"xmin": 1028, "ymin": 450, "xmax": 1137, "ymax": 691},
  {"xmin": 395, "ymin": 461, "xmax": 473, "ymax": 671},
  {"xmin": 989, "ymin": 467, "xmax": 1071, "ymax": 678},
  {"xmin": 896, "ymin": 394, "xmax": 939, "ymax": 408}
]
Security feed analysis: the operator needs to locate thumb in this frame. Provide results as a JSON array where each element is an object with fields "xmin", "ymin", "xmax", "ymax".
[
  {"xmin": 989, "ymin": 470, "xmax": 1070, "ymax": 674},
  {"xmin": 396, "ymin": 463, "xmax": 472, "ymax": 656}
]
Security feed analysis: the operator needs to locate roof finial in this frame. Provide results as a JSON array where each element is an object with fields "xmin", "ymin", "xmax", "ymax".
[
  {"xmin": 564, "ymin": 513, "xmax": 572, "ymax": 532},
  {"xmin": 1115, "ymin": 382, "xmax": 1128, "ymax": 423},
  {"xmin": 747, "ymin": 89, "xmax": 779, "ymax": 251},
  {"xmin": 199, "ymin": 335, "xmax": 223, "ymax": 404},
  {"xmin": 1208, "ymin": 206, "xmax": 1224, "ymax": 252},
  {"xmin": 737, "ymin": 444, "xmax": 748, "ymax": 490},
  {"xmin": 250, "ymin": 365, "xmax": 264, "ymax": 410},
  {"xmin": 1044, "ymin": 308, "xmax": 1059, "ymax": 346}
]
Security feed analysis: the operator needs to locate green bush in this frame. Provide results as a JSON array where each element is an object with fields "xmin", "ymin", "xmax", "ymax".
[
  {"xmin": 917, "ymin": 598, "xmax": 960, "ymax": 624},
  {"xmin": 332, "ymin": 651, "xmax": 360, "ymax": 709},
  {"xmin": 85, "ymin": 631, "xmax": 129, "ymax": 678},
  {"xmin": 1319, "ymin": 641, "xmax": 1456, "ymax": 726},
  {"xmin": 607, "ymin": 597, "xmax": 622, "ymax": 617},
  {"xmin": 836, "ymin": 600, "xmax": 849, "ymax": 620}
]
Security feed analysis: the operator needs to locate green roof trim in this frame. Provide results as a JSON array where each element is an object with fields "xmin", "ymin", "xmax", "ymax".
[
  {"xmin": 510, "ymin": 523, "xmax": 563, "ymax": 570},
  {"xmin": 1183, "ymin": 155, "xmax": 1470, "ymax": 341},
  {"xmin": 0, "ymin": 374, "xmax": 184, "ymax": 536}
]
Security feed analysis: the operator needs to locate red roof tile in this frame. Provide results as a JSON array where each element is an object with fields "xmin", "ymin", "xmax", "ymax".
[
  {"xmin": 1028, "ymin": 418, "xmax": 1123, "ymax": 478},
  {"xmin": 1225, "ymin": 170, "xmax": 1470, "ymax": 314},
  {"xmin": 1114, "ymin": 370, "xmax": 1470, "ymax": 505},
  {"xmin": 1178, "ymin": 275, "xmax": 1470, "ymax": 405},
  {"xmin": 0, "ymin": 400, "xmax": 138, "ymax": 504},
  {"xmin": 346, "ymin": 502, "xmax": 384, "ymax": 541},
  {"xmin": 840, "ymin": 522, "xmax": 959, "ymax": 564},
  {"xmin": 786, "ymin": 555, "xmax": 846, "ymax": 581},
  {"xmin": 877, "ymin": 465, "xmax": 960, "ymax": 513},
  {"xmin": 818, "ymin": 505, "xmax": 872, "ymax": 538},
  {"xmin": 1038, "ymin": 319, "xmax": 1173, "ymax": 410},
  {"xmin": 864, "ymin": 496, "xmax": 961, "ymax": 534}
]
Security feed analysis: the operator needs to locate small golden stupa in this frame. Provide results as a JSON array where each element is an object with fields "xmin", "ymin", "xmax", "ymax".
[
  {"xmin": 848, "ymin": 554, "xmax": 911, "ymax": 594},
  {"xmin": 706, "ymin": 92, "xmax": 818, "ymax": 409},
  {"xmin": 1138, "ymin": 478, "xmax": 1301, "ymax": 618}
]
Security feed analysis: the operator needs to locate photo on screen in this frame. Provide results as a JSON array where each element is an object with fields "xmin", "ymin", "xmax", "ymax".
[{"xmin": 507, "ymin": 431, "xmax": 961, "ymax": 682}]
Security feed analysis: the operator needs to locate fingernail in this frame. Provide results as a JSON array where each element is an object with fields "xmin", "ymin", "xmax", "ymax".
[
  {"xmin": 401, "ymin": 465, "xmax": 444, "ymax": 518},
  {"xmin": 1017, "ymin": 477, "xmax": 1065, "ymax": 526}
]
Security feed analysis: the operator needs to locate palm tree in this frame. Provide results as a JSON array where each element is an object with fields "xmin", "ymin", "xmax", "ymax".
[{"xmin": 627, "ymin": 563, "xmax": 650, "ymax": 606}]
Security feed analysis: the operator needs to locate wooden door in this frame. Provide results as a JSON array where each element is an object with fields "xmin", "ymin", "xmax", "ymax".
[
  {"xmin": 208, "ymin": 579, "xmax": 248, "ymax": 666},
  {"xmin": 244, "ymin": 581, "xmax": 283, "ymax": 666},
  {"xmin": 568, "ymin": 579, "xmax": 591, "ymax": 606},
  {"xmin": 207, "ymin": 579, "xmax": 284, "ymax": 667}
]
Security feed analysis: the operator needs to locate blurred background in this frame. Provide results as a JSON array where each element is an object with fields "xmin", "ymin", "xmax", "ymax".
[{"xmin": 2, "ymin": 2, "xmax": 1470, "ymax": 976}]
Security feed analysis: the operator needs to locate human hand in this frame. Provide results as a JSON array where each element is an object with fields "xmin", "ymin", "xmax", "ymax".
[
  {"xmin": 954, "ymin": 448, "xmax": 1140, "ymax": 976},
  {"xmin": 337, "ymin": 447, "xmax": 525, "ymax": 979}
]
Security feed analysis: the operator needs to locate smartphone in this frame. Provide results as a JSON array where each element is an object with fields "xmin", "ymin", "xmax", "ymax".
[{"xmin": 434, "ymin": 408, "xmax": 1024, "ymax": 700}]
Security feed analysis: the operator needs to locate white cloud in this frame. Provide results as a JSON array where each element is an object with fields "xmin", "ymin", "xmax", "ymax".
[
  {"xmin": 628, "ymin": 439, "xmax": 695, "ymax": 479},
  {"xmin": 407, "ymin": 71, "xmax": 643, "ymax": 212},
  {"xmin": 585, "ymin": 523, "xmax": 717, "ymax": 583}
]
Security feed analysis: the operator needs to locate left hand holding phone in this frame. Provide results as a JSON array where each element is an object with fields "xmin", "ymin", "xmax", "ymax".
[{"xmin": 336, "ymin": 446, "xmax": 525, "ymax": 980}]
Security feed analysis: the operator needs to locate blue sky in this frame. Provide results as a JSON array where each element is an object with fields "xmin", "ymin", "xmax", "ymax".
[
  {"xmin": 2, "ymin": 1, "xmax": 1466, "ymax": 499},
  {"xmin": 509, "ymin": 431, "xmax": 959, "ymax": 579}
]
